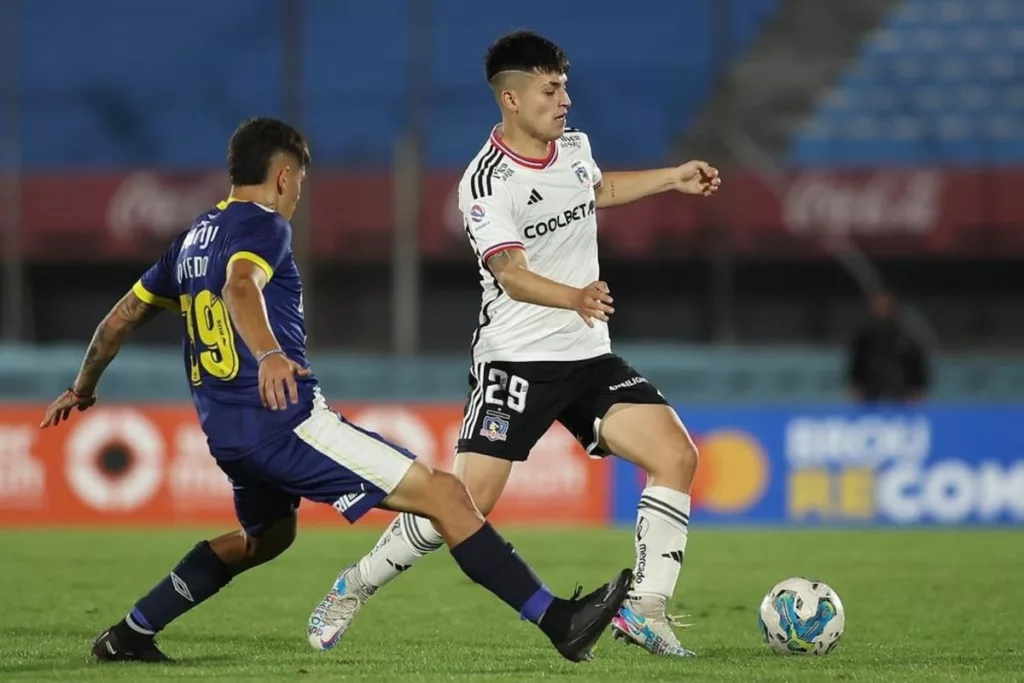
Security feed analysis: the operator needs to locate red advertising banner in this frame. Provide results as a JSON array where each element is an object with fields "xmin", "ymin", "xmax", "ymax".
[
  {"xmin": 13, "ymin": 168, "xmax": 1024, "ymax": 261},
  {"xmin": 0, "ymin": 404, "xmax": 609, "ymax": 528}
]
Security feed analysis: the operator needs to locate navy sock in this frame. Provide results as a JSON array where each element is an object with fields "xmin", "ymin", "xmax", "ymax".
[
  {"xmin": 449, "ymin": 523, "xmax": 555, "ymax": 625},
  {"xmin": 125, "ymin": 541, "xmax": 233, "ymax": 635}
]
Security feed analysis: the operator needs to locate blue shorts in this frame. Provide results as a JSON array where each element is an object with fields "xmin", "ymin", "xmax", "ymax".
[{"xmin": 214, "ymin": 395, "xmax": 417, "ymax": 535}]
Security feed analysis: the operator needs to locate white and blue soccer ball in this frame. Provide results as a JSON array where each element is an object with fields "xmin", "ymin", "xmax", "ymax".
[{"xmin": 758, "ymin": 577, "xmax": 845, "ymax": 655}]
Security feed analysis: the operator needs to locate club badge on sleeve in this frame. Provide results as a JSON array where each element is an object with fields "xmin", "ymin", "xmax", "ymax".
[{"xmin": 570, "ymin": 160, "xmax": 592, "ymax": 189}]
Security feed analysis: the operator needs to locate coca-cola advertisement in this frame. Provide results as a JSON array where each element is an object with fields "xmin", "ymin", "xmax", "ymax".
[
  {"xmin": 106, "ymin": 172, "xmax": 228, "ymax": 241},
  {"xmin": 12, "ymin": 169, "xmax": 1024, "ymax": 261},
  {"xmin": 782, "ymin": 171, "xmax": 943, "ymax": 238}
]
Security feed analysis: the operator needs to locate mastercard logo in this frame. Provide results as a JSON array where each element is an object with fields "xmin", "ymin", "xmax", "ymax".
[{"xmin": 689, "ymin": 430, "xmax": 770, "ymax": 513}]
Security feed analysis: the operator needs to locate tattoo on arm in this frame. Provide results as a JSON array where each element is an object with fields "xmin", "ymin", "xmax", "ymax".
[
  {"xmin": 118, "ymin": 291, "xmax": 164, "ymax": 329},
  {"xmin": 595, "ymin": 178, "xmax": 615, "ymax": 207},
  {"xmin": 74, "ymin": 292, "xmax": 163, "ymax": 394}
]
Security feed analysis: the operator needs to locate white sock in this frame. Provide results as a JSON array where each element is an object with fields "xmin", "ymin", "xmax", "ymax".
[
  {"xmin": 631, "ymin": 486, "xmax": 691, "ymax": 602},
  {"xmin": 356, "ymin": 512, "xmax": 443, "ymax": 592}
]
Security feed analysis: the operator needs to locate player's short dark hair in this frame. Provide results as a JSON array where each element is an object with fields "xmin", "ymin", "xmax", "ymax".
[
  {"xmin": 485, "ymin": 30, "xmax": 570, "ymax": 83},
  {"xmin": 227, "ymin": 117, "xmax": 311, "ymax": 186}
]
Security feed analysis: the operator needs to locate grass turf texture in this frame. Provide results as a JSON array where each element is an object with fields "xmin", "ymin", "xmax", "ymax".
[{"xmin": 1, "ymin": 528, "xmax": 1021, "ymax": 682}]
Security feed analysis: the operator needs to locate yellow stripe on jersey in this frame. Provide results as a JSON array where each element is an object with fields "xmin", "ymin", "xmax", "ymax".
[
  {"xmin": 216, "ymin": 196, "xmax": 275, "ymax": 212},
  {"xmin": 216, "ymin": 196, "xmax": 243, "ymax": 211},
  {"xmin": 228, "ymin": 251, "xmax": 275, "ymax": 280},
  {"xmin": 132, "ymin": 280, "xmax": 180, "ymax": 311}
]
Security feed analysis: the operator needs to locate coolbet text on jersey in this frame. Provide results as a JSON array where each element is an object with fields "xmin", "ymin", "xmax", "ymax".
[{"xmin": 459, "ymin": 126, "xmax": 611, "ymax": 364}]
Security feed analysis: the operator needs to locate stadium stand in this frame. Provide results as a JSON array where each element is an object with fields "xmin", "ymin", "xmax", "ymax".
[
  {"xmin": 18, "ymin": 0, "xmax": 779, "ymax": 168},
  {"xmin": 791, "ymin": 0, "xmax": 1024, "ymax": 165}
]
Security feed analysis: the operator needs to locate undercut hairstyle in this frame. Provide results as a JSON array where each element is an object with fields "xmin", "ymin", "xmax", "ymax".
[
  {"xmin": 485, "ymin": 30, "xmax": 570, "ymax": 83},
  {"xmin": 227, "ymin": 117, "xmax": 311, "ymax": 186}
]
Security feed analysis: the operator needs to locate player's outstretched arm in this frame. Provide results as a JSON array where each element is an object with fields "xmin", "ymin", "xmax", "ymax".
[
  {"xmin": 222, "ymin": 258, "xmax": 310, "ymax": 410},
  {"xmin": 595, "ymin": 161, "xmax": 721, "ymax": 209},
  {"xmin": 487, "ymin": 248, "xmax": 615, "ymax": 327},
  {"xmin": 40, "ymin": 290, "xmax": 163, "ymax": 427}
]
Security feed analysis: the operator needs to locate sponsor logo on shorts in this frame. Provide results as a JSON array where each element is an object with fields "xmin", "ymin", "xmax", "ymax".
[
  {"xmin": 480, "ymin": 410, "xmax": 510, "ymax": 442},
  {"xmin": 609, "ymin": 376, "xmax": 648, "ymax": 391},
  {"xmin": 333, "ymin": 492, "xmax": 367, "ymax": 514}
]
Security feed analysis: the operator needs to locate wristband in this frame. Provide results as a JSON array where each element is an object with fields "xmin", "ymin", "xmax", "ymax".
[
  {"xmin": 257, "ymin": 349, "xmax": 285, "ymax": 365},
  {"xmin": 68, "ymin": 385, "xmax": 93, "ymax": 399}
]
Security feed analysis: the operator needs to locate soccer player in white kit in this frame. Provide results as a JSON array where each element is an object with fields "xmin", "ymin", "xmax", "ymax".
[{"xmin": 309, "ymin": 30, "xmax": 721, "ymax": 658}]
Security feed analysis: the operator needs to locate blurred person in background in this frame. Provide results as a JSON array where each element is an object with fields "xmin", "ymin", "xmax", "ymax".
[{"xmin": 847, "ymin": 291, "xmax": 930, "ymax": 404}]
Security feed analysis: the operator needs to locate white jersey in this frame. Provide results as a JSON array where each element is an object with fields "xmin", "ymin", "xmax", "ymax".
[{"xmin": 458, "ymin": 125, "xmax": 610, "ymax": 364}]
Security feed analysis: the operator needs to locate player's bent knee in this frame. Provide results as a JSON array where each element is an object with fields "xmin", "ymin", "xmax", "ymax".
[
  {"xmin": 458, "ymin": 472, "xmax": 502, "ymax": 517},
  {"xmin": 383, "ymin": 462, "xmax": 480, "ymax": 522},
  {"xmin": 672, "ymin": 433, "xmax": 699, "ymax": 473},
  {"xmin": 432, "ymin": 471, "xmax": 477, "ymax": 513},
  {"xmin": 454, "ymin": 452, "xmax": 512, "ymax": 517},
  {"xmin": 467, "ymin": 487, "xmax": 499, "ymax": 517},
  {"xmin": 650, "ymin": 432, "xmax": 699, "ymax": 484},
  {"xmin": 424, "ymin": 471, "xmax": 485, "ymax": 532},
  {"xmin": 244, "ymin": 513, "xmax": 298, "ymax": 565}
]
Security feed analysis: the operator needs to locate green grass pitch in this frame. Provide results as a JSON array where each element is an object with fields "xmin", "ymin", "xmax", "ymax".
[{"xmin": 1, "ymin": 527, "xmax": 1022, "ymax": 682}]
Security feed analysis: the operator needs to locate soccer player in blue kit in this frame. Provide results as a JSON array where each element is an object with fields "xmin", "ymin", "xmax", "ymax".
[{"xmin": 40, "ymin": 117, "xmax": 631, "ymax": 664}]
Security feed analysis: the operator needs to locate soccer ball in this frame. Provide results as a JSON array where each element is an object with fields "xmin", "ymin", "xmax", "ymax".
[{"xmin": 758, "ymin": 577, "xmax": 844, "ymax": 655}]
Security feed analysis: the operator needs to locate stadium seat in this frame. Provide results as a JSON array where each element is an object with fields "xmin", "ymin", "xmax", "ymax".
[
  {"xmin": 792, "ymin": 0, "xmax": 1024, "ymax": 166},
  {"xmin": 19, "ymin": 0, "xmax": 779, "ymax": 169}
]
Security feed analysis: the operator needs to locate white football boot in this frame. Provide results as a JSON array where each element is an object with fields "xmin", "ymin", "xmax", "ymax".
[
  {"xmin": 307, "ymin": 565, "xmax": 373, "ymax": 651},
  {"xmin": 610, "ymin": 595, "xmax": 695, "ymax": 657}
]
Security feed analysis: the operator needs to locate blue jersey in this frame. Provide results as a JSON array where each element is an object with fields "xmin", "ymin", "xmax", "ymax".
[{"xmin": 133, "ymin": 198, "xmax": 317, "ymax": 457}]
